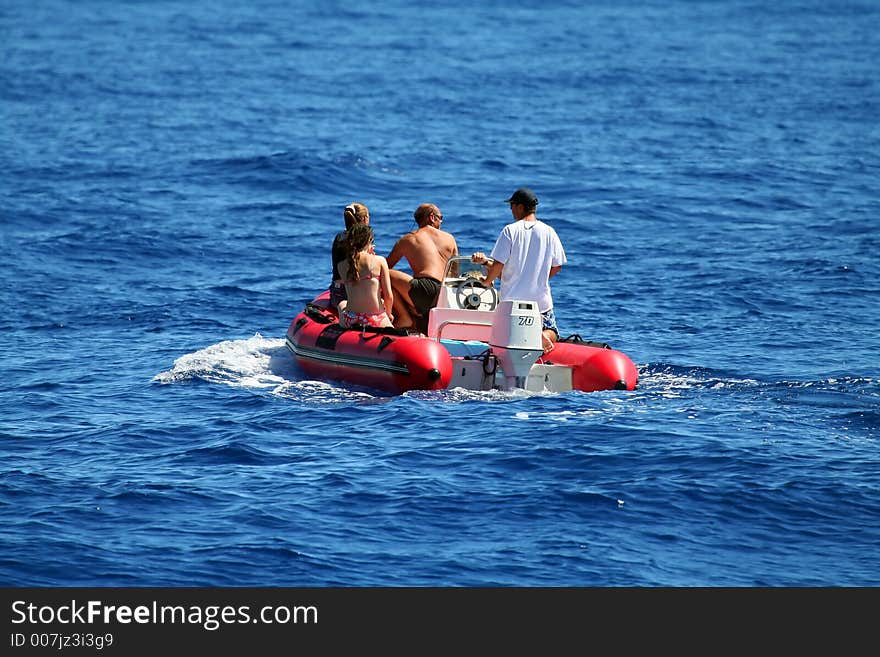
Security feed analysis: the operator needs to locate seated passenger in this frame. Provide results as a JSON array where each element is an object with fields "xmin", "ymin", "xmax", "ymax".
[
  {"xmin": 337, "ymin": 224, "xmax": 394, "ymax": 329},
  {"xmin": 329, "ymin": 202, "xmax": 370, "ymax": 314},
  {"xmin": 386, "ymin": 203, "xmax": 458, "ymax": 334}
]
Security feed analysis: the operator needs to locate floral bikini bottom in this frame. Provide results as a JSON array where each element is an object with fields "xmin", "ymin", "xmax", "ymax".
[{"xmin": 341, "ymin": 309, "xmax": 389, "ymax": 328}]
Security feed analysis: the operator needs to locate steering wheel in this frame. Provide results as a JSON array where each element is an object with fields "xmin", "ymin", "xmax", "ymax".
[{"xmin": 455, "ymin": 279, "xmax": 498, "ymax": 311}]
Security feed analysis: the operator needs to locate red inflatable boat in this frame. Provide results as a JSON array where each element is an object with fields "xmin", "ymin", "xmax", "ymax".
[{"xmin": 286, "ymin": 258, "xmax": 638, "ymax": 395}]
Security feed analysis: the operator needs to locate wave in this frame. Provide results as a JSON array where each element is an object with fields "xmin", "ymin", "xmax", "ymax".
[{"xmin": 189, "ymin": 150, "xmax": 404, "ymax": 196}]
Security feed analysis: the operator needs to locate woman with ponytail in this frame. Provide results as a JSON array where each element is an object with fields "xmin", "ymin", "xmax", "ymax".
[
  {"xmin": 330, "ymin": 202, "xmax": 370, "ymax": 312},
  {"xmin": 337, "ymin": 223, "xmax": 394, "ymax": 328}
]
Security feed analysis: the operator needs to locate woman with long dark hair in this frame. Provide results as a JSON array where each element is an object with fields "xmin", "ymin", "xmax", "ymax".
[{"xmin": 337, "ymin": 223, "xmax": 394, "ymax": 328}]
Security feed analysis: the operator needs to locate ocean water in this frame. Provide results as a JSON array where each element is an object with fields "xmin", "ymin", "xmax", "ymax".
[{"xmin": 1, "ymin": 0, "xmax": 878, "ymax": 586}]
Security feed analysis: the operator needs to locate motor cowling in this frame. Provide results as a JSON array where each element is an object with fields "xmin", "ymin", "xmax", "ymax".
[{"xmin": 489, "ymin": 300, "xmax": 544, "ymax": 388}]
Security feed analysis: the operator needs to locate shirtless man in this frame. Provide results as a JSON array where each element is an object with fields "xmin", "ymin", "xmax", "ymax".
[{"xmin": 386, "ymin": 203, "xmax": 458, "ymax": 333}]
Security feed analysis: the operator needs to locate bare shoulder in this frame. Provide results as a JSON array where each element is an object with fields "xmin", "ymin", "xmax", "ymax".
[
  {"xmin": 439, "ymin": 229, "xmax": 458, "ymax": 249},
  {"xmin": 393, "ymin": 231, "xmax": 418, "ymax": 247}
]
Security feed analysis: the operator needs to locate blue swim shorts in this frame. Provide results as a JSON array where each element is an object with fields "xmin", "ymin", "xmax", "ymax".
[{"xmin": 541, "ymin": 308, "xmax": 559, "ymax": 337}]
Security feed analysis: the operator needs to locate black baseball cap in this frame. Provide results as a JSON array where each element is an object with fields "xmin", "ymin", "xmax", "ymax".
[{"xmin": 505, "ymin": 187, "xmax": 538, "ymax": 206}]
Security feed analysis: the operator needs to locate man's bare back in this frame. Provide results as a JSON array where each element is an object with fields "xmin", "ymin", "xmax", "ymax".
[
  {"xmin": 386, "ymin": 203, "xmax": 458, "ymax": 332},
  {"xmin": 387, "ymin": 225, "xmax": 457, "ymax": 281}
]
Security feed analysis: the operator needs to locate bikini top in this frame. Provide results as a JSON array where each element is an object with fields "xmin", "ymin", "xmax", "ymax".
[{"xmin": 343, "ymin": 271, "xmax": 380, "ymax": 284}]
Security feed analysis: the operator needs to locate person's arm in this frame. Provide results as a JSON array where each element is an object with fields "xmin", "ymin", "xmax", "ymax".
[
  {"xmin": 386, "ymin": 239, "xmax": 404, "ymax": 269},
  {"xmin": 549, "ymin": 265, "xmax": 562, "ymax": 278},
  {"xmin": 483, "ymin": 259, "xmax": 503, "ymax": 283},
  {"xmin": 379, "ymin": 258, "xmax": 394, "ymax": 319},
  {"xmin": 471, "ymin": 251, "xmax": 502, "ymax": 283},
  {"xmin": 446, "ymin": 238, "xmax": 460, "ymax": 277}
]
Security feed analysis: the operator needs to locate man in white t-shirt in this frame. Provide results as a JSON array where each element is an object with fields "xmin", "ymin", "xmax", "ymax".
[{"xmin": 472, "ymin": 187, "xmax": 567, "ymax": 352}]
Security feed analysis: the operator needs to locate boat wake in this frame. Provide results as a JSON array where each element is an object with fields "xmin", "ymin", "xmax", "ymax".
[
  {"xmin": 641, "ymin": 363, "xmax": 877, "ymax": 395},
  {"xmin": 154, "ymin": 341, "xmax": 876, "ymax": 417},
  {"xmin": 637, "ymin": 363, "xmax": 761, "ymax": 397},
  {"xmin": 153, "ymin": 334, "xmax": 403, "ymax": 403},
  {"xmin": 153, "ymin": 334, "xmax": 293, "ymax": 389}
]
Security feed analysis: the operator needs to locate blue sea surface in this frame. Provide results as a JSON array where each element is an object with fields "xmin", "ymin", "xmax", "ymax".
[{"xmin": 1, "ymin": 0, "xmax": 878, "ymax": 586}]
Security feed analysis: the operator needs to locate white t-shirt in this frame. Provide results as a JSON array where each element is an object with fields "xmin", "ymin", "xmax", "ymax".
[{"xmin": 490, "ymin": 219, "xmax": 567, "ymax": 313}]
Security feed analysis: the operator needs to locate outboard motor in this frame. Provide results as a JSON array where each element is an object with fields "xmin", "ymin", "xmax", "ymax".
[{"xmin": 489, "ymin": 300, "xmax": 544, "ymax": 389}]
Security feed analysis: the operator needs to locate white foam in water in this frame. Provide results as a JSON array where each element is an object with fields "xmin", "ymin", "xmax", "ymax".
[
  {"xmin": 153, "ymin": 333, "xmax": 290, "ymax": 389},
  {"xmin": 274, "ymin": 379, "xmax": 376, "ymax": 403},
  {"xmin": 154, "ymin": 334, "xmax": 380, "ymax": 402},
  {"xmin": 645, "ymin": 368, "xmax": 760, "ymax": 397}
]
